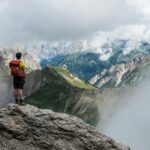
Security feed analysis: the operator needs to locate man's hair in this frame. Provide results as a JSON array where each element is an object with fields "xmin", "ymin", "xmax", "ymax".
[{"xmin": 16, "ymin": 52, "xmax": 22, "ymax": 59}]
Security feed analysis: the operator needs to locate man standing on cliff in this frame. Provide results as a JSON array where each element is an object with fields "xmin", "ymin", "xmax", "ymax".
[{"xmin": 9, "ymin": 52, "xmax": 26, "ymax": 105}]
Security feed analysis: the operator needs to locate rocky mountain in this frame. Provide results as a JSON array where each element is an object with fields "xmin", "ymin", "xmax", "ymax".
[
  {"xmin": 38, "ymin": 40, "xmax": 150, "ymax": 89},
  {"xmin": 24, "ymin": 40, "xmax": 94, "ymax": 61},
  {"xmin": 90, "ymin": 55, "xmax": 150, "ymax": 88},
  {"xmin": 26, "ymin": 66, "xmax": 100, "ymax": 126},
  {"xmin": 38, "ymin": 39, "xmax": 150, "ymax": 82},
  {"xmin": 25, "ymin": 38, "xmax": 146, "ymax": 61},
  {"xmin": 25, "ymin": 66, "xmax": 127, "ymax": 127},
  {"xmin": 0, "ymin": 104, "xmax": 130, "ymax": 150},
  {"xmin": 40, "ymin": 52, "xmax": 110, "ymax": 80},
  {"xmin": 25, "ymin": 39, "xmax": 150, "ymax": 61}
]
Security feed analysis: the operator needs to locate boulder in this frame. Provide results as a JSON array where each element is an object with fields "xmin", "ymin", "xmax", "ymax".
[{"xmin": 0, "ymin": 104, "xmax": 130, "ymax": 150}]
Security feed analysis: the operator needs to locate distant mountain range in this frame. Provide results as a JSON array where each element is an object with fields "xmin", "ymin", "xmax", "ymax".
[
  {"xmin": 27, "ymin": 39, "xmax": 150, "ymax": 88},
  {"xmin": 1, "ymin": 38, "xmax": 150, "ymax": 89},
  {"xmin": 40, "ymin": 52, "xmax": 110, "ymax": 80},
  {"xmin": 25, "ymin": 39, "xmax": 150, "ymax": 61},
  {"xmin": 90, "ymin": 55, "xmax": 150, "ymax": 88}
]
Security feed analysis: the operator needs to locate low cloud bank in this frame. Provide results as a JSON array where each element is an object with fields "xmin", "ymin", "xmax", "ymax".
[{"xmin": 97, "ymin": 80, "xmax": 150, "ymax": 150}]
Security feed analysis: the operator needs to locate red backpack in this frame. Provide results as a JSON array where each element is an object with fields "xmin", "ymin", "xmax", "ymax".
[{"xmin": 9, "ymin": 60, "xmax": 25, "ymax": 77}]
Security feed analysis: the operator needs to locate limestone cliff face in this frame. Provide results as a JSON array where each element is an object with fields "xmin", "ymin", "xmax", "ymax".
[
  {"xmin": 24, "ymin": 70, "xmax": 42, "ymax": 97},
  {"xmin": 90, "ymin": 55, "xmax": 150, "ymax": 88},
  {"xmin": 0, "ymin": 104, "xmax": 130, "ymax": 150}
]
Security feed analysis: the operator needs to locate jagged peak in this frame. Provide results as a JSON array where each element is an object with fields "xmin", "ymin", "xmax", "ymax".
[{"xmin": 90, "ymin": 55, "xmax": 150, "ymax": 88}]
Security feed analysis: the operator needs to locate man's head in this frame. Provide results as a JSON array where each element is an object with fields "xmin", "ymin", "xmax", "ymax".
[{"xmin": 16, "ymin": 52, "xmax": 22, "ymax": 60}]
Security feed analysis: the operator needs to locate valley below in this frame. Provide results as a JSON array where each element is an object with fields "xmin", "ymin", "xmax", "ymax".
[{"xmin": 97, "ymin": 80, "xmax": 150, "ymax": 150}]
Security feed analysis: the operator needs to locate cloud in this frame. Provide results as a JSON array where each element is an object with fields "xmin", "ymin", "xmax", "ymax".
[
  {"xmin": 86, "ymin": 24, "xmax": 150, "ymax": 52},
  {"xmin": 0, "ymin": 0, "xmax": 142, "ymax": 44},
  {"xmin": 127, "ymin": 0, "xmax": 150, "ymax": 19},
  {"xmin": 98, "ymin": 80, "xmax": 150, "ymax": 150}
]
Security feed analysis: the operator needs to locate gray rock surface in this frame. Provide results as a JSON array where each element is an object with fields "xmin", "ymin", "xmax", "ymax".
[
  {"xmin": 0, "ymin": 104, "xmax": 130, "ymax": 150},
  {"xmin": 90, "ymin": 55, "xmax": 150, "ymax": 88}
]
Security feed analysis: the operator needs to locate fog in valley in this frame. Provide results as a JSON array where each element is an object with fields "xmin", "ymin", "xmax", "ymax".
[
  {"xmin": 97, "ymin": 80, "xmax": 150, "ymax": 150},
  {"xmin": 0, "ymin": 77, "xmax": 13, "ymax": 107}
]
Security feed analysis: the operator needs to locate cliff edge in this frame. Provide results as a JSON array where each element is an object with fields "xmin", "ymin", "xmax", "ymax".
[{"xmin": 0, "ymin": 104, "xmax": 130, "ymax": 150}]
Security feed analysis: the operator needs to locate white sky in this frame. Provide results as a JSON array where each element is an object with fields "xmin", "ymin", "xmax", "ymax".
[{"xmin": 0, "ymin": 0, "xmax": 149, "ymax": 44}]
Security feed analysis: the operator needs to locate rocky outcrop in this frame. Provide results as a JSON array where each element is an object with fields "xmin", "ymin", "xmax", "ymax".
[
  {"xmin": 24, "ymin": 70, "xmax": 42, "ymax": 97},
  {"xmin": 90, "ymin": 55, "xmax": 150, "ymax": 88},
  {"xmin": 0, "ymin": 104, "xmax": 130, "ymax": 150}
]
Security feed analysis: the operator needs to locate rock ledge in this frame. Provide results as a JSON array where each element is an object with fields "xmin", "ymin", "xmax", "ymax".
[{"xmin": 0, "ymin": 104, "xmax": 130, "ymax": 150}]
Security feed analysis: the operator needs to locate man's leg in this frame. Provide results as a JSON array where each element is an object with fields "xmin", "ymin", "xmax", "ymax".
[
  {"xmin": 14, "ymin": 89, "xmax": 19, "ymax": 104},
  {"xmin": 18, "ymin": 77, "xmax": 25, "ymax": 105},
  {"xmin": 19, "ymin": 89, "xmax": 25, "ymax": 105}
]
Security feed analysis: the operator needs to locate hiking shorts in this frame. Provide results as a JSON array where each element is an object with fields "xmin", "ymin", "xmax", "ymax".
[{"xmin": 13, "ymin": 76, "xmax": 25, "ymax": 89}]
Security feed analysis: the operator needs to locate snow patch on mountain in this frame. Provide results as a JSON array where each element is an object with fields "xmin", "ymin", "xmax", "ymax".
[{"xmin": 24, "ymin": 37, "xmax": 150, "ymax": 64}]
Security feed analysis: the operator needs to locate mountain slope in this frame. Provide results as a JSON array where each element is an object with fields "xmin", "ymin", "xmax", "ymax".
[
  {"xmin": 26, "ymin": 67, "xmax": 99, "ymax": 125},
  {"xmin": 121, "ymin": 61, "xmax": 150, "ymax": 85},
  {"xmin": 38, "ymin": 39, "xmax": 150, "ymax": 82},
  {"xmin": 51, "ymin": 66, "xmax": 96, "ymax": 89},
  {"xmin": 90, "ymin": 55, "xmax": 150, "ymax": 88},
  {"xmin": 40, "ymin": 52, "xmax": 110, "ymax": 80}
]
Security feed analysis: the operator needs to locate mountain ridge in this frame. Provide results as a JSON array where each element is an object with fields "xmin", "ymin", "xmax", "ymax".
[
  {"xmin": 90, "ymin": 55, "xmax": 150, "ymax": 88},
  {"xmin": 26, "ymin": 66, "xmax": 100, "ymax": 125}
]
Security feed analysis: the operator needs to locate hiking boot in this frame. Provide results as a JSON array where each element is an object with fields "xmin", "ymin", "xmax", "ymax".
[
  {"xmin": 19, "ymin": 99, "xmax": 26, "ymax": 106},
  {"xmin": 15, "ymin": 99, "xmax": 19, "ymax": 104},
  {"xmin": 19, "ymin": 103, "xmax": 26, "ymax": 106}
]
